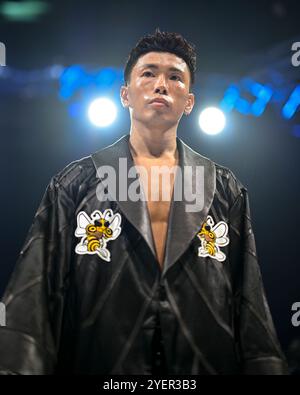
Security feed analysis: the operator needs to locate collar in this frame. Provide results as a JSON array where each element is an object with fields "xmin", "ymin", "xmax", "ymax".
[{"xmin": 91, "ymin": 133, "xmax": 216, "ymax": 277}]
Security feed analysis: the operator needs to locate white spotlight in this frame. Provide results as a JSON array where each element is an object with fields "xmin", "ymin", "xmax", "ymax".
[
  {"xmin": 88, "ymin": 98, "xmax": 117, "ymax": 127},
  {"xmin": 199, "ymin": 107, "xmax": 226, "ymax": 135}
]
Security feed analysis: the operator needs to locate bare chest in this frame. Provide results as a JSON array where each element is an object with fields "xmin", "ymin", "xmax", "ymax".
[
  {"xmin": 134, "ymin": 158, "xmax": 177, "ymax": 221},
  {"xmin": 133, "ymin": 157, "xmax": 178, "ymax": 267}
]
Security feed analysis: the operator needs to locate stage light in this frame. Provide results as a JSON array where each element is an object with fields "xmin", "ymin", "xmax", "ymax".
[
  {"xmin": 198, "ymin": 107, "xmax": 226, "ymax": 135},
  {"xmin": 95, "ymin": 68, "xmax": 118, "ymax": 89},
  {"xmin": 59, "ymin": 65, "xmax": 88, "ymax": 100},
  {"xmin": 0, "ymin": 1, "xmax": 50, "ymax": 22},
  {"xmin": 220, "ymin": 86, "xmax": 239, "ymax": 113},
  {"xmin": 220, "ymin": 80, "xmax": 272, "ymax": 117},
  {"xmin": 282, "ymin": 86, "xmax": 300, "ymax": 119},
  {"xmin": 87, "ymin": 98, "xmax": 117, "ymax": 127}
]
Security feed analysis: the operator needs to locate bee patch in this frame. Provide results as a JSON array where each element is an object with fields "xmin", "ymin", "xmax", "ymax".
[
  {"xmin": 197, "ymin": 215, "xmax": 229, "ymax": 262},
  {"xmin": 75, "ymin": 209, "xmax": 122, "ymax": 262}
]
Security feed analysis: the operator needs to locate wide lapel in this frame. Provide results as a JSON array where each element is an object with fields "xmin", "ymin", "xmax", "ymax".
[
  {"xmin": 90, "ymin": 134, "xmax": 156, "ymax": 259},
  {"xmin": 162, "ymin": 137, "xmax": 216, "ymax": 277}
]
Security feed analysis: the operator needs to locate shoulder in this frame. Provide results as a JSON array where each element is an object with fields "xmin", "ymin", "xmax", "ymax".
[
  {"xmin": 178, "ymin": 137, "xmax": 248, "ymax": 207},
  {"xmin": 213, "ymin": 161, "xmax": 248, "ymax": 208},
  {"xmin": 54, "ymin": 155, "xmax": 95, "ymax": 185},
  {"xmin": 48, "ymin": 155, "xmax": 96, "ymax": 201},
  {"xmin": 44, "ymin": 134, "xmax": 127, "ymax": 202}
]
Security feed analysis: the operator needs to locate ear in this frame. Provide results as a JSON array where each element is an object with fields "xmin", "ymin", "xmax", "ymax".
[
  {"xmin": 120, "ymin": 85, "xmax": 130, "ymax": 108},
  {"xmin": 184, "ymin": 92, "xmax": 195, "ymax": 115}
]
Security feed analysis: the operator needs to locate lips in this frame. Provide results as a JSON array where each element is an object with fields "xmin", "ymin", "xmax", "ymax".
[{"xmin": 150, "ymin": 98, "xmax": 169, "ymax": 107}]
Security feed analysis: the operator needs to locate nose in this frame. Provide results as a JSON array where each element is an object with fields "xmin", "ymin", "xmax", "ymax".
[{"xmin": 154, "ymin": 74, "xmax": 168, "ymax": 95}]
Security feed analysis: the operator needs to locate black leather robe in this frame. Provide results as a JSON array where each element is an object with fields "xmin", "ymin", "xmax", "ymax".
[{"xmin": 0, "ymin": 134, "xmax": 288, "ymax": 374}]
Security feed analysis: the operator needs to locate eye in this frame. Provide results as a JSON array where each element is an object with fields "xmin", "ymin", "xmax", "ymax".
[
  {"xmin": 205, "ymin": 225, "xmax": 211, "ymax": 231},
  {"xmin": 170, "ymin": 75, "xmax": 181, "ymax": 81},
  {"xmin": 142, "ymin": 71, "xmax": 154, "ymax": 77},
  {"xmin": 104, "ymin": 221, "xmax": 110, "ymax": 227}
]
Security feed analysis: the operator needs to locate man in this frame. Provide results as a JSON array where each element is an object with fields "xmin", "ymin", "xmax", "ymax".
[{"xmin": 0, "ymin": 29, "xmax": 288, "ymax": 374}]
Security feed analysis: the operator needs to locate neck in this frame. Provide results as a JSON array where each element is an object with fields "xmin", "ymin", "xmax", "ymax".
[{"xmin": 129, "ymin": 120, "xmax": 178, "ymax": 159}]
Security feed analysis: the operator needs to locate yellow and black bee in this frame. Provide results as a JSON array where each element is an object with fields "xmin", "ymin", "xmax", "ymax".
[
  {"xmin": 75, "ymin": 209, "xmax": 122, "ymax": 262},
  {"xmin": 85, "ymin": 218, "xmax": 114, "ymax": 252},
  {"xmin": 197, "ymin": 216, "xmax": 229, "ymax": 262}
]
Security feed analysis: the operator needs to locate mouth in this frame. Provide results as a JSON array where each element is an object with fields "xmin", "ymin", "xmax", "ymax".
[{"xmin": 150, "ymin": 99, "xmax": 169, "ymax": 107}]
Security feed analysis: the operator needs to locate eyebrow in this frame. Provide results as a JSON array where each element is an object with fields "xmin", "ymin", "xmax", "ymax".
[{"xmin": 140, "ymin": 64, "xmax": 184, "ymax": 75}]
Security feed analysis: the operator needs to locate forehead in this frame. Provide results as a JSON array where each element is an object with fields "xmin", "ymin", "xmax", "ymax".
[{"xmin": 133, "ymin": 51, "xmax": 189, "ymax": 75}]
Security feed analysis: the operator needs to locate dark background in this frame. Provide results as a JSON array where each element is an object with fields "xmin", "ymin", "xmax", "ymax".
[{"xmin": 0, "ymin": 0, "xmax": 300, "ymax": 371}]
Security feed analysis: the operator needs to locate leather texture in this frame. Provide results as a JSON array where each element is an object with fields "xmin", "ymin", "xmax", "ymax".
[{"xmin": 0, "ymin": 134, "xmax": 289, "ymax": 375}]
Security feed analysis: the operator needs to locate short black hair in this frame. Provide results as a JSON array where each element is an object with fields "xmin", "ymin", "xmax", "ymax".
[{"xmin": 124, "ymin": 28, "xmax": 197, "ymax": 89}]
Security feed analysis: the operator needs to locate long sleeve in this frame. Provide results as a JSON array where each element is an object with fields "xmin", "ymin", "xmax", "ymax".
[
  {"xmin": 229, "ymin": 186, "xmax": 289, "ymax": 375},
  {"xmin": 0, "ymin": 176, "xmax": 75, "ymax": 374}
]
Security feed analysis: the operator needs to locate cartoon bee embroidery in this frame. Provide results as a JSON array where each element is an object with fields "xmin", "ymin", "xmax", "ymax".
[
  {"xmin": 197, "ymin": 215, "xmax": 229, "ymax": 262},
  {"xmin": 75, "ymin": 209, "xmax": 122, "ymax": 262}
]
